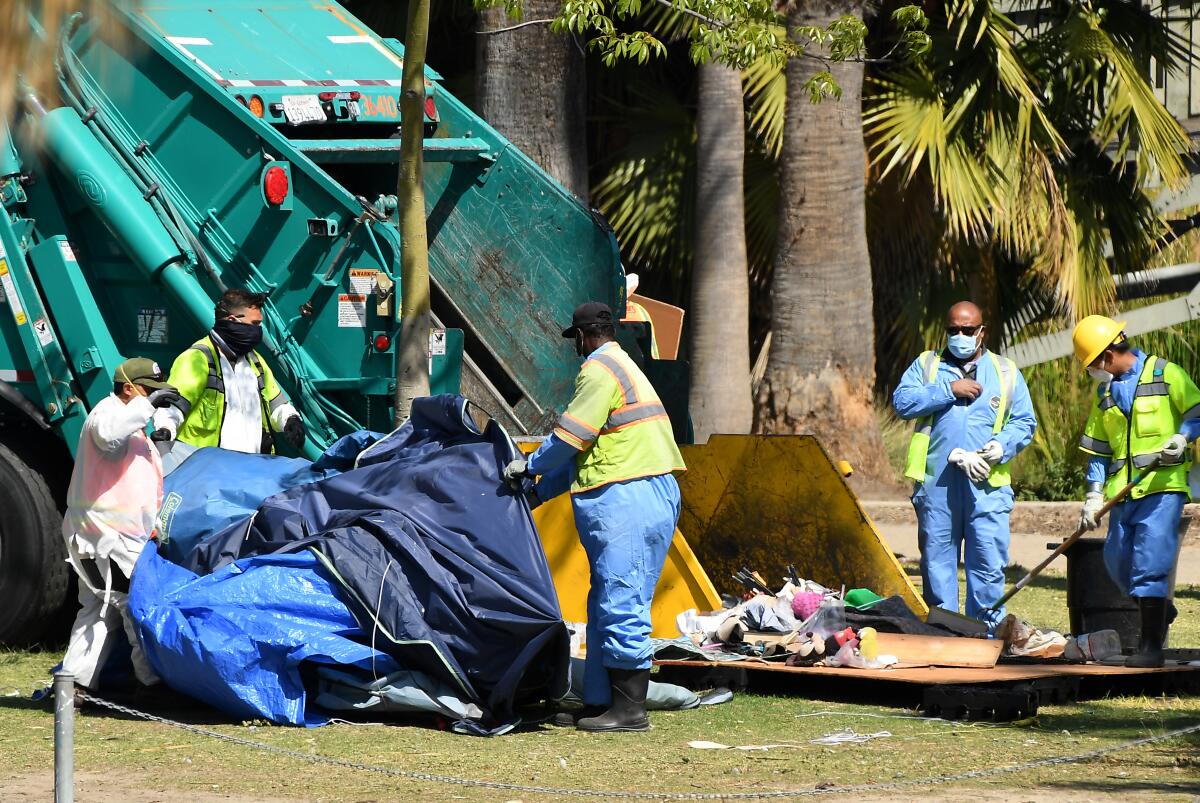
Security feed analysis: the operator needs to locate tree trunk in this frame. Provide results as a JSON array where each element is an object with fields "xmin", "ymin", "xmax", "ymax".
[
  {"xmin": 754, "ymin": 0, "xmax": 888, "ymax": 480},
  {"xmin": 395, "ymin": 0, "xmax": 432, "ymax": 424},
  {"xmin": 689, "ymin": 62, "xmax": 752, "ymax": 442},
  {"xmin": 476, "ymin": 2, "xmax": 588, "ymax": 198}
]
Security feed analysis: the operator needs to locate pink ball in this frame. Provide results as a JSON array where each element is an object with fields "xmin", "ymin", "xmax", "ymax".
[{"xmin": 792, "ymin": 591, "xmax": 822, "ymax": 620}]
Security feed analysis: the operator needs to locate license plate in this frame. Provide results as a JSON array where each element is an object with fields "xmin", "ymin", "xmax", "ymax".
[{"xmin": 282, "ymin": 94, "xmax": 327, "ymax": 125}]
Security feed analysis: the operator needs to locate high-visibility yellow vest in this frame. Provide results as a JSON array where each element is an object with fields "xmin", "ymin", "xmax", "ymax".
[
  {"xmin": 168, "ymin": 336, "xmax": 289, "ymax": 453},
  {"xmin": 1078, "ymin": 355, "xmax": 1200, "ymax": 500},
  {"xmin": 903, "ymin": 350, "xmax": 1017, "ymax": 487},
  {"xmin": 552, "ymin": 343, "xmax": 685, "ymax": 493}
]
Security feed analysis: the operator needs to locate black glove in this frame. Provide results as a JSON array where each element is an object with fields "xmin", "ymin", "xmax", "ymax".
[
  {"xmin": 283, "ymin": 416, "xmax": 306, "ymax": 449},
  {"xmin": 147, "ymin": 387, "xmax": 185, "ymax": 411},
  {"xmin": 525, "ymin": 486, "xmax": 542, "ymax": 510},
  {"xmin": 150, "ymin": 428, "xmax": 173, "ymax": 443}
]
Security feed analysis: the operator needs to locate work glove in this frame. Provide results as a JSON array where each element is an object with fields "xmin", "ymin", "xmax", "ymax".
[
  {"xmin": 978, "ymin": 440, "xmax": 1004, "ymax": 466},
  {"xmin": 1160, "ymin": 434, "xmax": 1188, "ymax": 464},
  {"xmin": 948, "ymin": 447, "xmax": 991, "ymax": 483},
  {"xmin": 1079, "ymin": 491, "xmax": 1104, "ymax": 531},
  {"xmin": 147, "ymin": 387, "xmax": 184, "ymax": 411},
  {"xmin": 283, "ymin": 416, "xmax": 306, "ymax": 449},
  {"xmin": 503, "ymin": 458, "xmax": 531, "ymax": 491},
  {"xmin": 150, "ymin": 413, "xmax": 176, "ymax": 443}
]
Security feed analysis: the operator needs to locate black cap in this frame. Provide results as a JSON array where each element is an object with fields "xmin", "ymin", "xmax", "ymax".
[{"xmin": 561, "ymin": 301, "xmax": 614, "ymax": 338}]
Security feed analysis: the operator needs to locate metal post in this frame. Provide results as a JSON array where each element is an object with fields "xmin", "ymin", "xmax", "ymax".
[{"xmin": 53, "ymin": 671, "xmax": 74, "ymax": 803}]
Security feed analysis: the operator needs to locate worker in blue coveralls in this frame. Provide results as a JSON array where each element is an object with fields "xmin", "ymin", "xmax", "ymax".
[
  {"xmin": 503, "ymin": 301, "xmax": 686, "ymax": 733},
  {"xmin": 1073, "ymin": 315, "xmax": 1200, "ymax": 667},
  {"xmin": 892, "ymin": 301, "xmax": 1037, "ymax": 633}
]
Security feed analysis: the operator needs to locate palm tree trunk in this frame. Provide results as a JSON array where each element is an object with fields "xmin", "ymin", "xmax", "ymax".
[
  {"xmin": 690, "ymin": 62, "xmax": 752, "ymax": 441},
  {"xmin": 754, "ymin": 0, "xmax": 887, "ymax": 479},
  {"xmin": 476, "ymin": 2, "xmax": 588, "ymax": 198}
]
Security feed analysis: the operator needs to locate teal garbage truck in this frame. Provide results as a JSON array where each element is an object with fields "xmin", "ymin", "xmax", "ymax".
[{"xmin": 0, "ymin": 1, "xmax": 637, "ymax": 643}]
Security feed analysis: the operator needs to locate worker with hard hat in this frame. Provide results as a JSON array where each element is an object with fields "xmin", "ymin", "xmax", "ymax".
[
  {"xmin": 503, "ymin": 301, "xmax": 685, "ymax": 732},
  {"xmin": 620, "ymin": 273, "xmax": 660, "ymax": 360},
  {"xmin": 1073, "ymin": 315, "xmax": 1200, "ymax": 667},
  {"xmin": 893, "ymin": 301, "xmax": 1038, "ymax": 632},
  {"xmin": 60, "ymin": 358, "xmax": 179, "ymax": 691}
]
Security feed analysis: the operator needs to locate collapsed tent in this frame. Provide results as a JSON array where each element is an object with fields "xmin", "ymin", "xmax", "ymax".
[{"xmin": 129, "ymin": 395, "xmax": 570, "ymax": 731}]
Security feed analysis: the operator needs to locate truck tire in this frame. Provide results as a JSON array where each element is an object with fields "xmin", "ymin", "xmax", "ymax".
[{"xmin": 0, "ymin": 440, "xmax": 71, "ymax": 645}]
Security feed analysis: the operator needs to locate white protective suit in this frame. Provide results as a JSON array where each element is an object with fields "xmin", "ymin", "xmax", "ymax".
[{"xmin": 61, "ymin": 393, "xmax": 163, "ymax": 688}]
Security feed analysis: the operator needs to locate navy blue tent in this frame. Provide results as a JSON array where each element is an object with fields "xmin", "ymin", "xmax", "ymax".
[{"xmin": 130, "ymin": 395, "xmax": 569, "ymax": 729}]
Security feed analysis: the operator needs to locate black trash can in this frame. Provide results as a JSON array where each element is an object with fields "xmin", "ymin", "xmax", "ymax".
[{"xmin": 1058, "ymin": 515, "xmax": 1189, "ymax": 650}]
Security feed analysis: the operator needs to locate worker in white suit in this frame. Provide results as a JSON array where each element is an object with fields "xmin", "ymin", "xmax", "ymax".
[{"xmin": 60, "ymin": 357, "xmax": 179, "ymax": 689}]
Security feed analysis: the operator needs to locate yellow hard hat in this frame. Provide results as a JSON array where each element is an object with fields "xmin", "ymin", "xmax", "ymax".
[{"xmin": 1072, "ymin": 315, "xmax": 1127, "ymax": 367}]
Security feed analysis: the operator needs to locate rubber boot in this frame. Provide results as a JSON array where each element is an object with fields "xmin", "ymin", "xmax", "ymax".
[
  {"xmin": 576, "ymin": 669, "xmax": 650, "ymax": 732},
  {"xmin": 1125, "ymin": 597, "xmax": 1167, "ymax": 668},
  {"xmin": 552, "ymin": 706, "xmax": 603, "ymax": 727}
]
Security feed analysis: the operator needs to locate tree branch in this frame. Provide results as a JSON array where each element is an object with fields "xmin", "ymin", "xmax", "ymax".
[{"xmin": 476, "ymin": 18, "xmax": 556, "ymax": 35}]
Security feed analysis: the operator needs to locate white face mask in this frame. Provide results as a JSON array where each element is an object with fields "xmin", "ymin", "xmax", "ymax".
[{"xmin": 1088, "ymin": 367, "xmax": 1113, "ymax": 383}]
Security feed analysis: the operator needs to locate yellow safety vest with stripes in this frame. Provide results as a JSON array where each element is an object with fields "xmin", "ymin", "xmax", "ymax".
[
  {"xmin": 553, "ymin": 343, "xmax": 685, "ymax": 493},
  {"xmin": 1078, "ymin": 355, "xmax": 1200, "ymax": 501},
  {"xmin": 903, "ymin": 349, "xmax": 1018, "ymax": 487},
  {"xmin": 168, "ymin": 336, "xmax": 290, "ymax": 453}
]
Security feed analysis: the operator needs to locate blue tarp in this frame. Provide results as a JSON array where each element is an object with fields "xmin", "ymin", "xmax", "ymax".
[{"xmin": 129, "ymin": 396, "xmax": 569, "ymax": 729}]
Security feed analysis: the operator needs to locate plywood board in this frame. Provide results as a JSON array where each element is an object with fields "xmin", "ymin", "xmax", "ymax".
[
  {"xmin": 627, "ymin": 293, "xmax": 684, "ymax": 360},
  {"xmin": 874, "ymin": 633, "xmax": 1003, "ymax": 669},
  {"xmin": 654, "ymin": 658, "xmax": 1200, "ymax": 685}
]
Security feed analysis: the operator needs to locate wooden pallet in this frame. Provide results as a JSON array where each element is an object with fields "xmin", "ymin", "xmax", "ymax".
[{"xmin": 652, "ymin": 658, "xmax": 1200, "ymax": 721}]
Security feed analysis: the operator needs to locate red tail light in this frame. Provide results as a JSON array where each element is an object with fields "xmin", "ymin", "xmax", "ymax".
[
  {"xmin": 373, "ymin": 334, "xmax": 391, "ymax": 352},
  {"xmin": 263, "ymin": 166, "xmax": 289, "ymax": 206},
  {"xmin": 424, "ymin": 96, "xmax": 438, "ymax": 121},
  {"xmin": 349, "ymin": 91, "xmax": 361, "ymax": 101},
  {"xmin": 318, "ymin": 92, "xmax": 336, "ymax": 102}
]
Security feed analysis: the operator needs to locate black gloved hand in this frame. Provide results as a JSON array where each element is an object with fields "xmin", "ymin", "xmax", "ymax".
[
  {"xmin": 283, "ymin": 416, "xmax": 306, "ymax": 449},
  {"xmin": 150, "ymin": 428, "xmax": 173, "ymax": 443},
  {"xmin": 147, "ymin": 387, "xmax": 184, "ymax": 411}
]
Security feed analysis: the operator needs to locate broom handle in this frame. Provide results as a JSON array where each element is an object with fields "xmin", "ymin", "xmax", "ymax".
[{"xmin": 991, "ymin": 460, "xmax": 1158, "ymax": 610}]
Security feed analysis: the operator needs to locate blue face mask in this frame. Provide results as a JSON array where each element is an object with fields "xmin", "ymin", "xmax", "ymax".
[{"xmin": 947, "ymin": 333, "xmax": 979, "ymax": 360}]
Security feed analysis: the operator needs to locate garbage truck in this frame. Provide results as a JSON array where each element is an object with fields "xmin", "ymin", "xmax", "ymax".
[
  {"xmin": 0, "ymin": 0, "xmax": 922, "ymax": 645},
  {"xmin": 0, "ymin": 0, "xmax": 647, "ymax": 643}
]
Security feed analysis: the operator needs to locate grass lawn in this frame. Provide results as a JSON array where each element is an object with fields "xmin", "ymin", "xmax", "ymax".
[{"xmin": 2, "ymin": 572, "xmax": 1199, "ymax": 801}]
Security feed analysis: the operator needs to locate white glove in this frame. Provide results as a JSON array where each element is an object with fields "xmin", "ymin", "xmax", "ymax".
[
  {"xmin": 978, "ymin": 440, "xmax": 1004, "ymax": 466},
  {"xmin": 949, "ymin": 447, "xmax": 991, "ymax": 483},
  {"xmin": 1161, "ymin": 434, "xmax": 1188, "ymax": 463},
  {"xmin": 1079, "ymin": 491, "xmax": 1104, "ymax": 531}
]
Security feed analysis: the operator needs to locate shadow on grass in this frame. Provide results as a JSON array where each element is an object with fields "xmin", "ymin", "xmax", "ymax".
[{"xmin": 0, "ymin": 688, "xmax": 239, "ymax": 727}]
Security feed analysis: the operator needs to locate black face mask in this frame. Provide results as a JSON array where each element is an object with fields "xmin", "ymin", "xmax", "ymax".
[{"xmin": 213, "ymin": 318, "xmax": 263, "ymax": 357}]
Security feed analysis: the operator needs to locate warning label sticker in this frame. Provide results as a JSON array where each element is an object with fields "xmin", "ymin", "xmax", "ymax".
[
  {"xmin": 138, "ymin": 308, "xmax": 169, "ymax": 344},
  {"xmin": 349, "ymin": 268, "xmax": 378, "ymax": 296},
  {"xmin": 430, "ymin": 328, "xmax": 446, "ymax": 355},
  {"xmin": 338, "ymin": 294, "xmax": 367, "ymax": 327},
  {"xmin": 0, "ymin": 259, "xmax": 27, "ymax": 326},
  {"xmin": 33, "ymin": 318, "xmax": 53, "ymax": 346},
  {"xmin": 58, "ymin": 240, "xmax": 78, "ymax": 263}
]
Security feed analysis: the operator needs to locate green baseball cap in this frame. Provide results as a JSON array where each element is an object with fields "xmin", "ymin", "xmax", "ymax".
[{"xmin": 114, "ymin": 357, "xmax": 169, "ymax": 390}]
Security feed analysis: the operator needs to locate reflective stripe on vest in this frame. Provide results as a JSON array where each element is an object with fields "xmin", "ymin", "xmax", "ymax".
[
  {"xmin": 178, "ymin": 338, "xmax": 284, "ymax": 452},
  {"xmin": 903, "ymin": 350, "xmax": 1016, "ymax": 487}
]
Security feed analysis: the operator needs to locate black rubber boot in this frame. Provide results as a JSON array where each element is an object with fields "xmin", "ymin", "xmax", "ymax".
[
  {"xmin": 576, "ymin": 669, "xmax": 650, "ymax": 732},
  {"xmin": 552, "ymin": 706, "xmax": 603, "ymax": 727},
  {"xmin": 1125, "ymin": 597, "xmax": 1167, "ymax": 668}
]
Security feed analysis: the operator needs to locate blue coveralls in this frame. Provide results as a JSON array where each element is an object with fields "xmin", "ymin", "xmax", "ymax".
[
  {"xmin": 528, "ymin": 346, "xmax": 682, "ymax": 707},
  {"xmin": 1085, "ymin": 350, "xmax": 1198, "ymax": 598},
  {"xmin": 892, "ymin": 349, "xmax": 1037, "ymax": 630}
]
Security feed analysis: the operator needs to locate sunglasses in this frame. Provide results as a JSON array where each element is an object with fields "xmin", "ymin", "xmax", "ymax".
[{"xmin": 946, "ymin": 325, "xmax": 983, "ymax": 336}]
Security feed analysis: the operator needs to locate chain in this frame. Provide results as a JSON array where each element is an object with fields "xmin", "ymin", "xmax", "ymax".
[{"xmin": 78, "ymin": 692, "xmax": 1200, "ymax": 800}]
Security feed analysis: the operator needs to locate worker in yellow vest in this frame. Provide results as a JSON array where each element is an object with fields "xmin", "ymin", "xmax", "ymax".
[
  {"xmin": 1073, "ymin": 315, "xmax": 1200, "ymax": 667},
  {"xmin": 152, "ymin": 289, "xmax": 305, "ymax": 468},
  {"xmin": 893, "ymin": 301, "xmax": 1037, "ymax": 632},
  {"xmin": 504, "ymin": 301, "xmax": 685, "ymax": 732}
]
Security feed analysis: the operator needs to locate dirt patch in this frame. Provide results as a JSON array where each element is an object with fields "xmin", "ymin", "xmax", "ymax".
[{"xmin": 1, "ymin": 771, "xmax": 296, "ymax": 803}]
